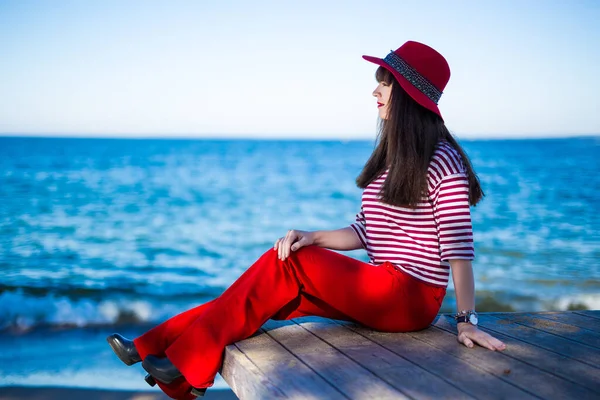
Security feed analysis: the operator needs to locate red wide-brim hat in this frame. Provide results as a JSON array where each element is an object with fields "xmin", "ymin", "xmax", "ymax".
[{"xmin": 363, "ymin": 40, "xmax": 450, "ymax": 121}]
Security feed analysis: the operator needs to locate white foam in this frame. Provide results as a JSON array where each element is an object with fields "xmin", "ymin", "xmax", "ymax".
[
  {"xmin": 0, "ymin": 291, "xmax": 176, "ymax": 330},
  {"xmin": 554, "ymin": 293, "xmax": 600, "ymax": 311}
]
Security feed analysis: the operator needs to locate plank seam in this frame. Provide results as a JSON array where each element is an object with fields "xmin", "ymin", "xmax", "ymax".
[
  {"xmin": 427, "ymin": 325, "xmax": 600, "ymax": 396},
  {"xmin": 407, "ymin": 329, "xmax": 546, "ymax": 399},
  {"xmin": 522, "ymin": 312, "xmax": 600, "ymax": 334},
  {"xmin": 292, "ymin": 319, "xmax": 415, "ymax": 400},
  {"xmin": 433, "ymin": 320, "xmax": 600, "ymax": 375},
  {"xmin": 573, "ymin": 311, "xmax": 600, "ymax": 321},
  {"xmin": 260, "ymin": 327, "xmax": 352, "ymax": 400},
  {"xmin": 332, "ymin": 319, "xmax": 478, "ymax": 400},
  {"xmin": 487, "ymin": 314, "xmax": 600, "ymax": 351},
  {"xmin": 228, "ymin": 341, "xmax": 289, "ymax": 399},
  {"xmin": 432, "ymin": 324, "xmax": 600, "ymax": 394},
  {"xmin": 458, "ymin": 317, "xmax": 600, "ymax": 369}
]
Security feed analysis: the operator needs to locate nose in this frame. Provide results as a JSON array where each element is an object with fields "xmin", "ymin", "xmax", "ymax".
[{"xmin": 372, "ymin": 85, "xmax": 380, "ymax": 98}]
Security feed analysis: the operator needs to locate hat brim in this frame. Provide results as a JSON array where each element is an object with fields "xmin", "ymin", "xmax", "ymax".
[{"xmin": 362, "ymin": 55, "xmax": 443, "ymax": 121}]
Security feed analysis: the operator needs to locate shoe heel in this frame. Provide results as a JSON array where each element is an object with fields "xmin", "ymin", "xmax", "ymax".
[
  {"xmin": 191, "ymin": 388, "xmax": 207, "ymax": 397},
  {"xmin": 144, "ymin": 374, "xmax": 157, "ymax": 387}
]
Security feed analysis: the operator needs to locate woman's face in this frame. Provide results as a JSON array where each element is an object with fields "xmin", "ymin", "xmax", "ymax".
[{"xmin": 372, "ymin": 81, "xmax": 392, "ymax": 120}]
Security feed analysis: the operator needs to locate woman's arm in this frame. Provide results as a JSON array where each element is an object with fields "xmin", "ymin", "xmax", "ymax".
[
  {"xmin": 450, "ymin": 259, "xmax": 507, "ymax": 351},
  {"xmin": 450, "ymin": 259, "xmax": 475, "ymax": 313},
  {"xmin": 275, "ymin": 227, "xmax": 363, "ymax": 261},
  {"xmin": 313, "ymin": 227, "xmax": 363, "ymax": 251}
]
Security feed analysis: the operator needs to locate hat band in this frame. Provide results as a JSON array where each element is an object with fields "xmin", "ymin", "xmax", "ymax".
[{"xmin": 383, "ymin": 51, "xmax": 442, "ymax": 104}]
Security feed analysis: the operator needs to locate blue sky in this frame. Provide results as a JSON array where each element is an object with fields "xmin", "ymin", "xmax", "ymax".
[{"xmin": 0, "ymin": 0, "xmax": 598, "ymax": 139}]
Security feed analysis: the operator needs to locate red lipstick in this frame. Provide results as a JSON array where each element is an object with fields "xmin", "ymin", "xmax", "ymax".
[{"xmin": 377, "ymin": 102, "xmax": 384, "ymax": 108}]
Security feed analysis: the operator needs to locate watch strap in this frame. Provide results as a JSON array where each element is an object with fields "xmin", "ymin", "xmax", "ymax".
[{"xmin": 454, "ymin": 310, "xmax": 478, "ymax": 325}]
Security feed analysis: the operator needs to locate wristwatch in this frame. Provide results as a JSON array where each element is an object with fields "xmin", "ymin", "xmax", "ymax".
[{"xmin": 454, "ymin": 310, "xmax": 478, "ymax": 326}]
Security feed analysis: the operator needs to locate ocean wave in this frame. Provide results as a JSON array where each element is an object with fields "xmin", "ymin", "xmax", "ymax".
[
  {"xmin": 440, "ymin": 288, "xmax": 600, "ymax": 314},
  {"xmin": 553, "ymin": 293, "xmax": 600, "ymax": 311},
  {"xmin": 0, "ymin": 290, "xmax": 210, "ymax": 332},
  {"xmin": 0, "ymin": 282, "xmax": 219, "ymax": 300},
  {"xmin": 3, "ymin": 285, "xmax": 598, "ymax": 333}
]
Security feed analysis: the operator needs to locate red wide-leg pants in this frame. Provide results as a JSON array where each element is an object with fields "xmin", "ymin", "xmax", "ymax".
[{"xmin": 133, "ymin": 245, "xmax": 446, "ymax": 399}]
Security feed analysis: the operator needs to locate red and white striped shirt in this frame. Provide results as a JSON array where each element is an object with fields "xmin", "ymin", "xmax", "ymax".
[{"xmin": 350, "ymin": 140, "xmax": 475, "ymax": 287}]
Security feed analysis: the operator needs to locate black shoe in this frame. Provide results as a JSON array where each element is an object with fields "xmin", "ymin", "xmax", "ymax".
[
  {"xmin": 191, "ymin": 387, "xmax": 207, "ymax": 397},
  {"xmin": 144, "ymin": 374, "xmax": 157, "ymax": 387},
  {"xmin": 106, "ymin": 333, "xmax": 141, "ymax": 366},
  {"xmin": 142, "ymin": 354, "xmax": 183, "ymax": 384}
]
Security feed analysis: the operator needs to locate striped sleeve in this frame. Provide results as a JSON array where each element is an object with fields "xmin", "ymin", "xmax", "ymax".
[
  {"xmin": 431, "ymin": 172, "xmax": 475, "ymax": 261},
  {"xmin": 350, "ymin": 207, "xmax": 368, "ymax": 250}
]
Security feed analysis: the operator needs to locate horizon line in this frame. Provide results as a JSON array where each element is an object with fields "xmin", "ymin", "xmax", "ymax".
[{"xmin": 0, "ymin": 132, "xmax": 599, "ymax": 141}]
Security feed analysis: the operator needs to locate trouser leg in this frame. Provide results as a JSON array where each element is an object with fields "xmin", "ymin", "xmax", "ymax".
[
  {"xmin": 270, "ymin": 290, "xmax": 358, "ymax": 321},
  {"xmin": 135, "ymin": 287, "xmax": 361, "ymax": 399},
  {"xmin": 133, "ymin": 299, "xmax": 217, "ymax": 359},
  {"xmin": 163, "ymin": 245, "xmax": 441, "ymax": 389}
]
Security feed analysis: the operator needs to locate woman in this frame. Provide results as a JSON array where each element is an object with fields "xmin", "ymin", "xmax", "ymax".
[{"xmin": 107, "ymin": 40, "xmax": 506, "ymax": 399}]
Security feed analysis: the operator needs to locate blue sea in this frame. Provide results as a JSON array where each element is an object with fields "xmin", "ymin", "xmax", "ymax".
[{"xmin": 1, "ymin": 136, "xmax": 599, "ymax": 390}]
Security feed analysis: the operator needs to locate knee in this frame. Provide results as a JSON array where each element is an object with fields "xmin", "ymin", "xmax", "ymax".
[
  {"xmin": 285, "ymin": 244, "xmax": 319, "ymax": 264},
  {"xmin": 266, "ymin": 244, "xmax": 315, "ymax": 259},
  {"xmin": 261, "ymin": 244, "xmax": 318, "ymax": 268}
]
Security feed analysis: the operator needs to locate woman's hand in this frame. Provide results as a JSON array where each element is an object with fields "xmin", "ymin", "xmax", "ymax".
[
  {"xmin": 457, "ymin": 323, "xmax": 507, "ymax": 351},
  {"xmin": 274, "ymin": 229, "xmax": 316, "ymax": 261}
]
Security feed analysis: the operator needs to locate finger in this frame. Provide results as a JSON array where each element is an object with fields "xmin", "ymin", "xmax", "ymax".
[
  {"xmin": 476, "ymin": 337, "xmax": 496, "ymax": 351},
  {"xmin": 284, "ymin": 231, "xmax": 297, "ymax": 259},
  {"xmin": 489, "ymin": 337, "xmax": 507, "ymax": 351},
  {"xmin": 476, "ymin": 331, "xmax": 505, "ymax": 351},
  {"xmin": 473, "ymin": 332, "xmax": 500, "ymax": 351},
  {"xmin": 281, "ymin": 231, "xmax": 293, "ymax": 260},
  {"xmin": 291, "ymin": 236, "xmax": 305, "ymax": 251},
  {"xmin": 279, "ymin": 235, "xmax": 287, "ymax": 260},
  {"xmin": 459, "ymin": 334, "xmax": 474, "ymax": 349},
  {"xmin": 277, "ymin": 237, "xmax": 281, "ymax": 259},
  {"xmin": 274, "ymin": 238, "xmax": 280, "ymax": 251},
  {"xmin": 287, "ymin": 234, "xmax": 303, "ymax": 257}
]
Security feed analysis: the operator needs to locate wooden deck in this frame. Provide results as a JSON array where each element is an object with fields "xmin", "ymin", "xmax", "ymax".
[{"xmin": 219, "ymin": 311, "xmax": 600, "ymax": 399}]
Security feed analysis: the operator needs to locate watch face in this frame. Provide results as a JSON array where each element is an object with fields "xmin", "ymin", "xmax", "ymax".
[{"xmin": 469, "ymin": 314, "xmax": 479, "ymax": 325}]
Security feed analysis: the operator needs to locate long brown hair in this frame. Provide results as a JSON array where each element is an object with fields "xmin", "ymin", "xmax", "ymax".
[{"xmin": 356, "ymin": 66, "xmax": 484, "ymax": 208}]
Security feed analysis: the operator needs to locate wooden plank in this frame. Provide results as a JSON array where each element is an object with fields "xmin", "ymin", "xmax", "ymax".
[
  {"xmin": 474, "ymin": 314, "xmax": 600, "ymax": 367},
  {"xmin": 436, "ymin": 316, "xmax": 600, "ymax": 393},
  {"xmin": 230, "ymin": 323, "xmax": 342, "ymax": 399},
  {"xmin": 262, "ymin": 318, "xmax": 404, "ymax": 400},
  {"xmin": 432, "ymin": 316, "xmax": 600, "ymax": 397},
  {"xmin": 489, "ymin": 313, "xmax": 600, "ymax": 349},
  {"xmin": 296, "ymin": 316, "xmax": 473, "ymax": 400},
  {"xmin": 223, "ymin": 312, "xmax": 600, "ymax": 399},
  {"xmin": 574, "ymin": 310, "xmax": 600, "ymax": 320},
  {"xmin": 529, "ymin": 312, "xmax": 600, "ymax": 332},
  {"xmin": 221, "ymin": 343, "xmax": 288, "ymax": 399},
  {"xmin": 337, "ymin": 320, "xmax": 537, "ymax": 400}
]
